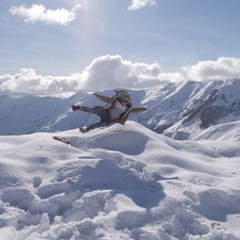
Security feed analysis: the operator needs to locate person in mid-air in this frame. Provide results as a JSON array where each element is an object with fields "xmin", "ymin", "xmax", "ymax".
[{"xmin": 71, "ymin": 90, "xmax": 147, "ymax": 133}]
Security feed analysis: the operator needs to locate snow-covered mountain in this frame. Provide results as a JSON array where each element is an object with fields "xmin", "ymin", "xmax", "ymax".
[{"xmin": 1, "ymin": 79, "xmax": 240, "ymax": 140}]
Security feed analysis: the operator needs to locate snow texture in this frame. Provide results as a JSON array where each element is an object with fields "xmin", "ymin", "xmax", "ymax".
[{"xmin": 0, "ymin": 121, "xmax": 240, "ymax": 239}]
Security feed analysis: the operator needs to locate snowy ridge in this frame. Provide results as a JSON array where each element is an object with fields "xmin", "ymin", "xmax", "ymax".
[
  {"xmin": 1, "ymin": 121, "xmax": 240, "ymax": 239},
  {"xmin": 193, "ymin": 121, "xmax": 240, "ymax": 141}
]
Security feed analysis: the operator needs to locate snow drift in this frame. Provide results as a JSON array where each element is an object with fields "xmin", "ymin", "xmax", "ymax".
[{"xmin": 0, "ymin": 121, "xmax": 240, "ymax": 239}]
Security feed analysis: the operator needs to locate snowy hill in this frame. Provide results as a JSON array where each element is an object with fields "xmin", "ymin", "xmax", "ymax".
[
  {"xmin": 0, "ymin": 121, "xmax": 240, "ymax": 239},
  {"xmin": 1, "ymin": 79, "xmax": 240, "ymax": 139}
]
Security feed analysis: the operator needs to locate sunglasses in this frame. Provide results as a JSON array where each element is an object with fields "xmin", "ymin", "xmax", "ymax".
[{"xmin": 122, "ymin": 99, "xmax": 128, "ymax": 103}]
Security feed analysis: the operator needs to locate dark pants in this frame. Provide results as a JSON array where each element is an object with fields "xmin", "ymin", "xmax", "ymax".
[{"xmin": 80, "ymin": 107, "xmax": 112, "ymax": 131}]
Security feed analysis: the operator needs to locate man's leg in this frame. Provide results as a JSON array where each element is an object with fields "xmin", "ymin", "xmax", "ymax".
[
  {"xmin": 78, "ymin": 106, "xmax": 98, "ymax": 114},
  {"xmin": 80, "ymin": 109, "xmax": 112, "ymax": 133},
  {"xmin": 80, "ymin": 120, "xmax": 107, "ymax": 133}
]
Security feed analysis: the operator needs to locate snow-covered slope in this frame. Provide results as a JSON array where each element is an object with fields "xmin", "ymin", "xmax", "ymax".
[
  {"xmin": 1, "ymin": 79, "xmax": 240, "ymax": 140},
  {"xmin": 0, "ymin": 121, "xmax": 240, "ymax": 239},
  {"xmin": 164, "ymin": 78, "xmax": 240, "ymax": 139}
]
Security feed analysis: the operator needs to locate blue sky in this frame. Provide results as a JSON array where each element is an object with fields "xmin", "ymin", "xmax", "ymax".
[{"xmin": 1, "ymin": 0, "xmax": 240, "ymax": 95}]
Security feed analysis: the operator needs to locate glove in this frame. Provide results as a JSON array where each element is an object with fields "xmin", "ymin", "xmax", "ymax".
[{"xmin": 71, "ymin": 105, "xmax": 80, "ymax": 111}]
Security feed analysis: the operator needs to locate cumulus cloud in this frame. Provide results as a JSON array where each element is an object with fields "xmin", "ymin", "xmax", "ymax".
[
  {"xmin": 0, "ymin": 55, "xmax": 184, "ymax": 96},
  {"xmin": 128, "ymin": 0, "xmax": 157, "ymax": 11},
  {"xmin": 82, "ymin": 55, "xmax": 184, "ymax": 90},
  {"xmin": 1, "ymin": 56, "xmax": 240, "ymax": 97},
  {"xmin": 9, "ymin": 3, "xmax": 81, "ymax": 25},
  {"xmin": 0, "ymin": 68, "xmax": 85, "ymax": 96},
  {"xmin": 184, "ymin": 57, "xmax": 240, "ymax": 81}
]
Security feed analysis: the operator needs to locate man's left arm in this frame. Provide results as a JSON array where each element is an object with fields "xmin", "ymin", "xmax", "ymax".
[{"xmin": 130, "ymin": 107, "xmax": 147, "ymax": 113}]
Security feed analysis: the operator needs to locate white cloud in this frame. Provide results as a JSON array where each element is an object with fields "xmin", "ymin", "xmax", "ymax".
[
  {"xmin": 0, "ymin": 68, "xmax": 84, "ymax": 96},
  {"xmin": 0, "ymin": 55, "xmax": 184, "ymax": 96},
  {"xmin": 128, "ymin": 0, "xmax": 157, "ymax": 11},
  {"xmin": 9, "ymin": 3, "xmax": 81, "ymax": 26},
  {"xmin": 81, "ymin": 55, "xmax": 184, "ymax": 90},
  {"xmin": 184, "ymin": 57, "xmax": 240, "ymax": 81},
  {"xmin": 1, "ymin": 56, "xmax": 240, "ymax": 97}
]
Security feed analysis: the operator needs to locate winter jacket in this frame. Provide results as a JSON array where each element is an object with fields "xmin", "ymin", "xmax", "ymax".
[{"xmin": 94, "ymin": 90, "xmax": 147, "ymax": 125}]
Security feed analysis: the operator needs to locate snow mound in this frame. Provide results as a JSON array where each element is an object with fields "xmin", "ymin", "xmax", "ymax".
[{"xmin": 0, "ymin": 121, "xmax": 240, "ymax": 239}]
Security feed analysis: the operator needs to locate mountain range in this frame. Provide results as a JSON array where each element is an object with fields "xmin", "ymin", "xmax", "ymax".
[{"xmin": 1, "ymin": 78, "xmax": 240, "ymax": 140}]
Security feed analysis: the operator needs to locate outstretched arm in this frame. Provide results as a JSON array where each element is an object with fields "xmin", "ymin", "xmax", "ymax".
[
  {"xmin": 94, "ymin": 93, "xmax": 112, "ymax": 103},
  {"xmin": 130, "ymin": 107, "xmax": 147, "ymax": 113}
]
